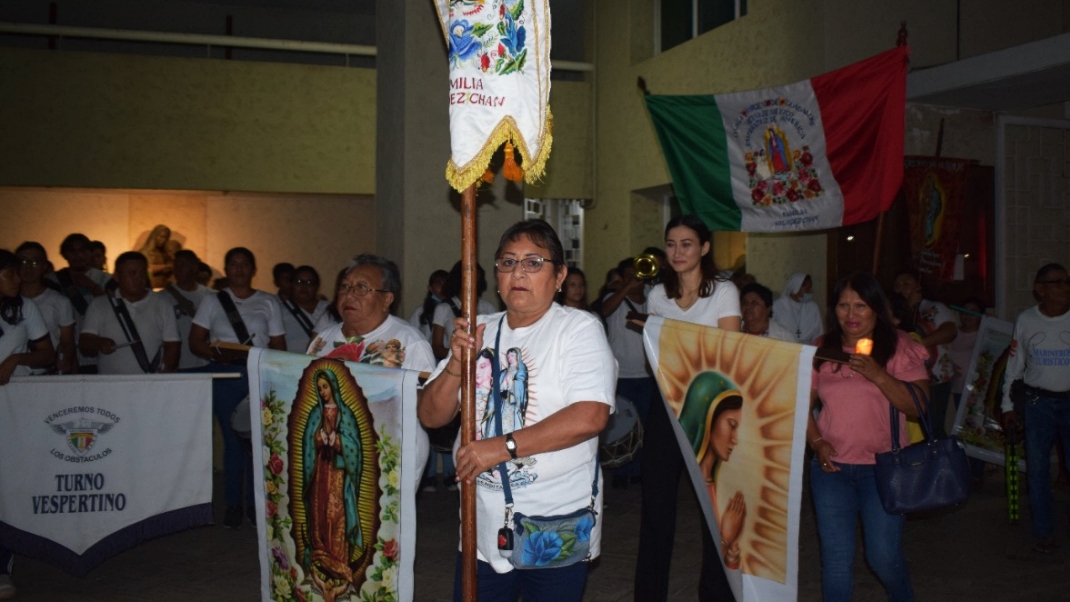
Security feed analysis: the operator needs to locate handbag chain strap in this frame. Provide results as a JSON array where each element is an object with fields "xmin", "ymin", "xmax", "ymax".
[
  {"xmin": 491, "ymin": 316, "xmax": 599, "ymax": 527},
  {"xmin": 889, "ymin": 382, "xmax": 933, "ymax": 452}
]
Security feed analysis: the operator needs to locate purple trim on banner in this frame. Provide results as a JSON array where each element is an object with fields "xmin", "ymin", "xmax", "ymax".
[{"xmin": 0, "ymin": 503, "xmax": 213, "ymax": 577}]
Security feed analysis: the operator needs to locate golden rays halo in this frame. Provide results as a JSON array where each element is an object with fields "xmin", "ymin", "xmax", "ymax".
[{"xmin": 656, "ymin": 320, "xmax": 800, "ymax": 583}]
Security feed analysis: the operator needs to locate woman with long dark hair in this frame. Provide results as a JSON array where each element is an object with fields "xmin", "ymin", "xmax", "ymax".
[
  {"xmin": 635, "ymin": 214, "xmax": 740, "ymax": 601},
  {"xmin": 808, "ymin": 272, "xmax": 928, "ymax": 601}
]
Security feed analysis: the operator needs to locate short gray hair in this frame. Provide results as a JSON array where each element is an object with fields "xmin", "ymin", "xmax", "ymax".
[{"xmin": 346, "ymin": 254, "xmax": 401, "ymax": 296}]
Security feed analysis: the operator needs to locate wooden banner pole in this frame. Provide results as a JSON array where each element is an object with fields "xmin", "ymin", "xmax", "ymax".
[
  {"xmin": 459, "ymin": 183, "xmax": 478, "ymax": 602},
  {"xmin": 871, "ymin": 211, "xmax": 886, "ymax": 274}
]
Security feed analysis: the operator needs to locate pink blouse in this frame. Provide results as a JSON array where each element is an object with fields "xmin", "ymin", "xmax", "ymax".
[{"xmin": 812, "ymin": 330, "xmax": 929, "ymax": 465}]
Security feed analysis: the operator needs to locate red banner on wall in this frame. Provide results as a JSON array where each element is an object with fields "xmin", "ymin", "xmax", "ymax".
[{"xmin": 903, "ymin": 156, "xmax": 974, "ymax": 280}]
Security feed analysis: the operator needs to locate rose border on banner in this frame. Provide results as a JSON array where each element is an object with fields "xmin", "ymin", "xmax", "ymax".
[{"xmin": 249, "ymin": 349, "xmax": 420, "ymax": 602}]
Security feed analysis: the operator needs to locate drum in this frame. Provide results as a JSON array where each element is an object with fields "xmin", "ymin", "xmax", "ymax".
[
  {"xmin": 600, "ymin": 395, "xmax": 644, "ymax": 468},
  {"xmin": 427, "ymin": 414, "xmax": 461, "ymax": 454}
]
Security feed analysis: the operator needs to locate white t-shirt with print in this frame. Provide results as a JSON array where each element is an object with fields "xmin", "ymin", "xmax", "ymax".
[
  {"xmin": 162, "ymin": 284, "xmax": 212, "ymax": 370},
  {"xmin": 281, "ymin": 299, "xmax": 330, "ymax": 353},
  {"xmin": 0, "ymin": 297, "xmax": 50, "ymax": 378},
  {"xmin": 647, "ymin": 280, "xmax": 741, "ymax": 328},
  {"xmin": 82, "ymin": 291, "xmax": 180, "ymax": 375},
  {"xmin": 427, "ymin": 304, "xmax": 618, "ymax": 573},
  {"xmin": 432, "ymin": 297, "xmax": 498, "ymax": 350},
  {"xmin": 192, "ymin": 289, "xmax": 285, "ymax": 349},
  {"xmin": 306, "ymin": 315, "xmax": 436, "ymax": 373},
  {"xmin": 307, "ymin": 315, "xmax": 436, "ymax": 492}
]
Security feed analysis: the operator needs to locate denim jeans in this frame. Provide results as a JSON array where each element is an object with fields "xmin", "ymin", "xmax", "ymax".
[
  {"xmin": 810, "ymin": 460, "xmax": 913, "ymax": 602},
  {"xmin": 452, "ymin": 552, "xmax": 588, "ymax": 602},
  {"xmin": 1024, "ymin": 395, "xmax": 1070, "ymax": 542}
]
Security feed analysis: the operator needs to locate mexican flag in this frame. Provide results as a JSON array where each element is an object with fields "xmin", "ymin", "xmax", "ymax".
[{"xmin": 645, "ymin": 46, "xmax": 909, "ymax": 232}]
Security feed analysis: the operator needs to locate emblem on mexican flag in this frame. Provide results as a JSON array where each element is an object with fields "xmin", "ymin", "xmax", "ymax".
[
  {"xmin": 645, "ymin": 46, "xmax": 909, "ymax": 232},
  {"xmin": 434, "ymin": 0, "xmax": 553, "ymax": 191}
]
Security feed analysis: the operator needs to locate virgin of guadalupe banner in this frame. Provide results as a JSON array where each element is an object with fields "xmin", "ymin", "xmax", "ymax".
[
  {"xmin": 643, "ymin": 317, "xmax": 814, "ymax": 602},
  {"xmin": 0, "ymin": 374, "xmax": 213, "ymax": 577},
  {"xmin": 903, "ymin": 156, "xmax": 974, "ymax": 280},
  {"xmin": 950, "ymin": 316, "xmax": 1024, "ymax": 468},
  {"xmin": 248, "ymin": 349, "xmax": 421, "ymax": 602},
  {"xmin": 434, "ymin": 0, "xmax": 553, "ymax": 191}
]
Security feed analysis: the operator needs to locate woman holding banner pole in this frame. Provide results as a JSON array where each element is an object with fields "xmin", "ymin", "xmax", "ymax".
[
  {"xmin": 808, "ymin": 272, "xmax": 927, "ymax": 602},
  {"xmin": 419, "ymin": 219, "xmax": 616, "ymax": 602},
  {"xmin": 634, "ymin": 215, "xmax": 740, "ymax": 602}
]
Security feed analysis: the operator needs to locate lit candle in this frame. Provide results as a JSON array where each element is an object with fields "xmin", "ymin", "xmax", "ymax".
[{"xmin": 855, "ymin": 338, "xmax": 873, "ymax": 356}]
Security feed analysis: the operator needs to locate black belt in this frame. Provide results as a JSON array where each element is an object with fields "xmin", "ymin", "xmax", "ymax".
[{"xmin": 1025, "ymin": 384, "xmax": 1070, "ymax": 400}]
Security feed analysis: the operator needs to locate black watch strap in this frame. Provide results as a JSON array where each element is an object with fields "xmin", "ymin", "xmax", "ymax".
[{"xmin": 505, "ymin": 433, "xmax": 518, "ymax": 460}]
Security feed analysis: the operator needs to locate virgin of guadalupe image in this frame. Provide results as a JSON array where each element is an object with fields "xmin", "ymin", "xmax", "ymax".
[
  {"xmin": 499, "ymin": 347, "xmax": 529, "ymax": 433},
  {"xmin": 288, "ymin": 364, "xmax": 380, "ymax": 602},
  {"xmin": 678, "ymin": 371, "xmax": 747, "ymax": 570},
  {"xmin": 764, "ymin": 125, "xmax": 792, "ymax": 175}
]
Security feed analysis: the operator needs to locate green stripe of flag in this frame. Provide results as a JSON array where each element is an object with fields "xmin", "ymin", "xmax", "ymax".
[{"xmin": 645, "ymin": 94, "xmax": 738, "ymax": 230}]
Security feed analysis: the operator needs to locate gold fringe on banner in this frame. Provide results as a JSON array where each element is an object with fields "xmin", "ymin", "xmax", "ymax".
[{"xmin": 445, "ymin": 108, "xmax": 554, "ymax": 192}]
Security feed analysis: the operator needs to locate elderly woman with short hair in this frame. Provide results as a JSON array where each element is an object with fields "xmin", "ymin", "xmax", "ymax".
[{"xmin": 306, "ymin": 254, "xmax": 437, "ymax": 491}]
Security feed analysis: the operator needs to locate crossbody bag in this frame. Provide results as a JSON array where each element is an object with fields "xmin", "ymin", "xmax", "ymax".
[{"xmin": 489, "ymin": 316, "xmax": 599, "ymax": 569}]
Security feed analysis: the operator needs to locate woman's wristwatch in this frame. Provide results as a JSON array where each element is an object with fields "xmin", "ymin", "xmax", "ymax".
[{"xmin": 504, "ymin": 433, "xmax": 518, "ymax": 460}]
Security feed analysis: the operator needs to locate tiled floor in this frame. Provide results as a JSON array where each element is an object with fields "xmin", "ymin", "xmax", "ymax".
[{"xmin": 9, "ymin": 468, "xmax": 1070, "ymax": 601}]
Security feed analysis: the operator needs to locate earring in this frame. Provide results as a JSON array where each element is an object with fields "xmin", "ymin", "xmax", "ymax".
[{"xmin": 556, "ymin": 287, "xmax": 562, "ymax": 293}]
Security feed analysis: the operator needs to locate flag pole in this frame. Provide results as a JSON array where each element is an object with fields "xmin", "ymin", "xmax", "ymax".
[{"xmin": 459, "ymin": 182, "xmax": 478, "ymax": 601}]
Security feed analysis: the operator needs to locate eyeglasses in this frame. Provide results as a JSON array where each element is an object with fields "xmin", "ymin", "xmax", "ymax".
[
  {"xmin": 495, "ymin": 256, "xmax": 552, "ymax": 274},
  {"xmin": 294, "ymin": 278, "xmax": 317, "ymax": 286},
  {"xmin": 18, "ymin": 259, "xmax": 43, "ymax": 267},
  {"xmin": 1038, "ymin": 279, "xmax": 1070, "ymax": 286},
  {"xmin": 338, "ymin": 282, "xmax": 388, "ymax": 297}
]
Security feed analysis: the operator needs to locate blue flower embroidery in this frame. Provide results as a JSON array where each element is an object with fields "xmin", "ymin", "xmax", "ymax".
[
  {"xmin": 499, "ymin": 13, "xmax": 526, "ymax": 56},
  {"xmin": 449, "ymin": 20, "xmax": 481, "ymax": 65},
  {"xmin": 575, "ymin": 515, "xmax": 594, "ymax": 543},
  {"xmin": 522, "ymin": 531, "xmax": 564, "ymax": 566}
]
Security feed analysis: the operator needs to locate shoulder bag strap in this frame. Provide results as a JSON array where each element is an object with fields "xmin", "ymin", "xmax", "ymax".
[
  {"xmin": 216, "ymin": 291, "xmax": 253, "ymax": 346},
  {"xmin": 494, "ymin": 316, "xmax": 599, "ymax": 508},
  {"xmin": 56, "ymin": 269, "xmax": 89, "ymax": 316},
  {"xmin": 109, "ymin": 295, "xmax": 160, "ymax": 373},
  {"xmin": 283, "ymin": 299, "xmax": 315, "ymax": 337},
  {"xmin": 165, "ymin": 285, "xmax": 197, "ymax": 318}
]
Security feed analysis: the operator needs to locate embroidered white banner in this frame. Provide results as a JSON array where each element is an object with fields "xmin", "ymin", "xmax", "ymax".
[
  {"xmin": 0, "ymin": 374, "xmax": 213, "ymax": 575},
  {"xmin": 434, "ymin": 0, "xmax": 553, "ymax": 190}
]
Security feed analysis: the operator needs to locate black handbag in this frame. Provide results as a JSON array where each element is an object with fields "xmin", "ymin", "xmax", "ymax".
[{"xmin": 873, "ymin": 382, "xmax": 971, "ymax": 514}]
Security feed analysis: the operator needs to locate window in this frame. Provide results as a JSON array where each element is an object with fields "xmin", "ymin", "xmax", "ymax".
[
  {"xmin": 523, "ymin": 198, "xmax": 586, "ymax": 268},
  {"xmin": 657, "ymin": 0, "xmax": 747, "ymax": 53}
]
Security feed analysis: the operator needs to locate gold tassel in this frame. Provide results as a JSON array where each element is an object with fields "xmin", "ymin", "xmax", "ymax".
[
  {"xmin": 481, "ymin": 169, "xmax": 496, "ymax": 184},
  {"xmin": 502, "ymin": 141, "xmax": 524, "ymax": 182}
]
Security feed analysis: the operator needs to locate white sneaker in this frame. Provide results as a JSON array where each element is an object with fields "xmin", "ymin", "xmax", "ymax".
[{"xmin": 0, "ymin": 574, "xmax": 16, "ymax": 599}]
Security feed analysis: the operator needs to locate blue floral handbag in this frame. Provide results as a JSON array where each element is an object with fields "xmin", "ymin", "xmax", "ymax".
[{"xmin": 488, "ymin": 317, "xmax": 600, "ymax": 569}]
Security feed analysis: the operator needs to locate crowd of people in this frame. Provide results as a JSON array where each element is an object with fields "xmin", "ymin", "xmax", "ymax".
[{"xmin": 1, "ymin": 217, "xmax": 1067, "ymax": 602}]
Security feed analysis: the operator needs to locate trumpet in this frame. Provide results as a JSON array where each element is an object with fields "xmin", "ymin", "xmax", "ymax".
[{"xmin": 633, "ymin": 253, "xmax": 660, "ymax": 280}]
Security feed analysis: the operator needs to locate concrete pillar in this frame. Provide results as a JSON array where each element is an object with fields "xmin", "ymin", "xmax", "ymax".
[{"xmin": 376, "ymin": 0, "xmax": 520, "ymax": 317}]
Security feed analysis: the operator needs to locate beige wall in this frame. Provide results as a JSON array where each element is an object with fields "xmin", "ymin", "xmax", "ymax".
[
  {"xmin": 589, "ymin": 0, "xmax": 1069, "ymax": 314},
  {"xmin": 0, "ymin": 188, "xmax": 375, "ymax": 288},
  {"xmin": 0, "ymin": 48, "xmax": 376, "ymax": 194}
]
